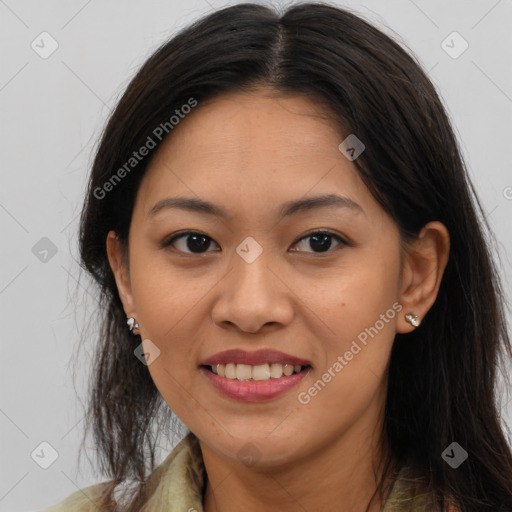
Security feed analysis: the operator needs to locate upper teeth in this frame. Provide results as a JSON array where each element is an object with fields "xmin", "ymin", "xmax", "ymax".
[{"xmin": 211, "ymin": 363, "xmax": 304, "ymax": 380}]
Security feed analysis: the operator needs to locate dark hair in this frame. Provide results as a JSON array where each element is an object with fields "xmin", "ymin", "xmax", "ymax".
[{"xmin": 77, "ymin": 2, "xmax": 512, "ymax": 510}]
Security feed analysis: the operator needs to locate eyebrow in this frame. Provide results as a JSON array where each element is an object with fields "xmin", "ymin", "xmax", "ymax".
[{"xmin": 148, "ymin": 193, "xmax": 364, "ymax": 220}]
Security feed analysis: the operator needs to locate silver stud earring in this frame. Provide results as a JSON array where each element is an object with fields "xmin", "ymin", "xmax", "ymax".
[
  {"xmin": 405, "ymin": 313, "xmax": 420, "ymax": 327},
  {"xmin": 127, "ymin": 317, "xmax": 140, "ymax": 334}
]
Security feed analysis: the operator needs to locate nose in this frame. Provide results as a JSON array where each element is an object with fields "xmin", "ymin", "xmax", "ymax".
[{"xmin": 211, "ymin": 246, "xmax": 294, "ymax": 334}]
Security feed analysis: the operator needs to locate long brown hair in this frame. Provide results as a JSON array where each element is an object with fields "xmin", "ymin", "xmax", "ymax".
[{"xmin": 76, "ymin": 3, "xmax": 512, "ymax": 510}]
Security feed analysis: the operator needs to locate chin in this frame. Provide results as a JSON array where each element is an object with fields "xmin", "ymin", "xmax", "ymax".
[{"xmin": 206, "ymin": 430, "xmax": 307, "ymax": 468}]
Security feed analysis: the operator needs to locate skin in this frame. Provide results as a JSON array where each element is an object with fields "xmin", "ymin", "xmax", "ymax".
[{"xmin": 107, "ymin": 87, "xmax": 450, "ymax": 512}]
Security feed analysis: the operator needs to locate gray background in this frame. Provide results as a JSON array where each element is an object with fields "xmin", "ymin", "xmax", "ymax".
[{"xmin": 1, "ymin": 0, "xmax": 511, "ymax": 510}]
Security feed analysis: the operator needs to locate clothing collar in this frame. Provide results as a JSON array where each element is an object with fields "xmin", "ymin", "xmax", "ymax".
[{"xmin": 141, "ymin": 432, "xmax": 427, "ymax": 511}]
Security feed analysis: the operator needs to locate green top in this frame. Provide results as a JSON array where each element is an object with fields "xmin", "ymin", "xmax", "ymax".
[{"xmin": 41, "ymin": 433, "xmax": 428, "ymax": 511}]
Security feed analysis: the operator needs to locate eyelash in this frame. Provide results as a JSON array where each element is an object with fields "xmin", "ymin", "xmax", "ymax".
[{"xmin": 161, "ymin": 230, "xmax": 349, "ymax": 255}]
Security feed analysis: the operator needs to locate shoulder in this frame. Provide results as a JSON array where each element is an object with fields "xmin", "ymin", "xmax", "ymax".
[
  {"xmin": 40, "ymin": 432, "xmax": 204, "ymax": 512},
  {"xmin": 384, "ymin": 465, "xmax": 462, "ymax": 512},
  {"xmin": 40, "ymin": 481, "xmax": 114, "ymax": 512}
]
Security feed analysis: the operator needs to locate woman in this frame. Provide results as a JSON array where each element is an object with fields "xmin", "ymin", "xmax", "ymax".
[{"xmin": 43, "ymin": 2, "xmax": 512, "ymax": 511}]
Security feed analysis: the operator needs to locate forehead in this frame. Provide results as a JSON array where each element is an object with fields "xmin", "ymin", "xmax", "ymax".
[{"xmin": 135, "ymin": 89, "xmax": 373, "ymax": 222}]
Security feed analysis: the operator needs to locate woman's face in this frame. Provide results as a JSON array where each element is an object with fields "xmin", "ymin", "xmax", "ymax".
[{"xmin": 108, "ymin": 88, "xmax": 416, "ymax": 468}]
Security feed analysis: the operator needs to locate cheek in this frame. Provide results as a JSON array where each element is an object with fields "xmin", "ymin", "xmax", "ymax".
[
  {"xmin": 294, "ymin": 299, "xmax": 397, "ymax": 439},
  {"xmin": 295, "ymin": 251, "xmax": 400, "ymax": 404},
  {"xmin": 309, "ymin": 251, "xmax": 400, "ymax": 348},
  {"xmin": 129, "ymin": 244, "xmax": 210, "ymax": 339},
  {"xmin": 127, "ymin": 253, "xmax": 207, "ymax": 390}
]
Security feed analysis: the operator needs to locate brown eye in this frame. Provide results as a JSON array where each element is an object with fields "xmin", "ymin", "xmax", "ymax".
[
  {"xmin": 290, "ymin": 231, "xmax": 347, "ymax": 254},
  {"xmin": 163, "ymin": 231, "xmax": 220, "ymax": 254}
]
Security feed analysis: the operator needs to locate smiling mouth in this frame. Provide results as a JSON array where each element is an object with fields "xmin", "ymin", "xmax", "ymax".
[{"xmin": 201, "ymin": 363, "xmax": 312, "ymax": 381}]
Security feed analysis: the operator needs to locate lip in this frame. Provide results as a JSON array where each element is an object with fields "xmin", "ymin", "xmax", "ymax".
[
  {"xmin": 200, "ymin": 348, "xmax": 312, "ymax": 367},
  {"xmin": 200, "ymin": 365, "xmax": 312, "ymax": 402}
]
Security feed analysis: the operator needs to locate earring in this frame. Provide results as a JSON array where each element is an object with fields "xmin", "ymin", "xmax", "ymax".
[
  {"xmin": 127, "ymin": 317, "xmax": 140, "ymax": 334},
  {"xmin": 405, "ymin": 313, "xmax": 420, "ymax": 327}
]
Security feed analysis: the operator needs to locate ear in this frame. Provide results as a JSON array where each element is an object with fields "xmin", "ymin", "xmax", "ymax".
[
  {"xmin": 396, "ymin": 221, "xmax": 450, "ymax": 333},
  {"xmin": 106, "ymin": 230, "xmax": 136, "ymax": 317}
]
